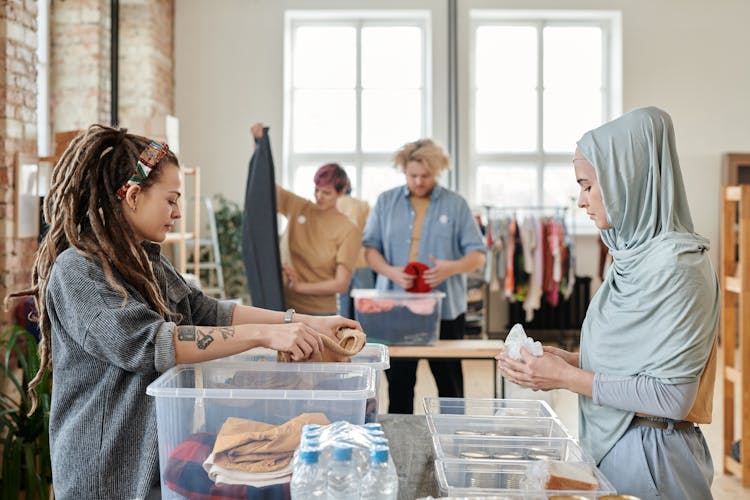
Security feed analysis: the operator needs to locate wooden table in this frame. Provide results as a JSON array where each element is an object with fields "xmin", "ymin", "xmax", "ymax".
[{"xmin": 388, "ymin": 339, "xmax": 505, "ymax": 398}]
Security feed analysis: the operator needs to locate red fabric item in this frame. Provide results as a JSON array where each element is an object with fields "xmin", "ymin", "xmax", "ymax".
[{"xmin": 403, "ymin": 261, "xmax": 432, "ymax": 293}]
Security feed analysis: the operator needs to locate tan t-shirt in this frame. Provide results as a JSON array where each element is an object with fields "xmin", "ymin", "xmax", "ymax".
[
  {"xmin": 408, "ymin": 195, "xmax": 431, "ymax": 262},
  {"xmin": 336, "ymin": 195, "xmax": 370, "ymax": 268},
  {"xmin": 278, "ymin": 189, "xmax": 361, "ymax": 314}
]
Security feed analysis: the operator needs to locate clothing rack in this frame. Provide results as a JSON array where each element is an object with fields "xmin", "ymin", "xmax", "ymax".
[{"xmin": 481, "ymin": 204, "xmax": 590, "ymax": 344}]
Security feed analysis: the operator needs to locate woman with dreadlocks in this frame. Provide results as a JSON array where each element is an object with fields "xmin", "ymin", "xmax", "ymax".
[{"xmin": 8, "ymin": 125, "xmax": 360, "ymax": 499}]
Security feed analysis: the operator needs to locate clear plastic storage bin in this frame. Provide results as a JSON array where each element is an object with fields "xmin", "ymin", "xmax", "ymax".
[
  {"xmin": 426, "ymin": 415, "xmax": 573, "ymax": 439},
  {"xmin": 350, "ymin": 289, "xmax": 445, "ymax": 345},
  {"xmin": 432, "ymin": 434, "xmax": 594, "ymax": 463},
  {"xmin": 434, "ymin": 458, "xmax": 616, "ymax": 499},
  {"xmin": 218, "ymin": 343, "xmax": 390, "ymax": 420},
  {"xmin": 423, "ymin": 397, "xmax": 555, "ymax": 418},
  {"xmin": 147, "ymin": 363, "xmax": 376, "ymax": 499}
]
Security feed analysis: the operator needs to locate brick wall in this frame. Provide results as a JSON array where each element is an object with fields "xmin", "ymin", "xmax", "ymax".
[
  {"xmin": 0, "ymin": 0, "xmax": 38, "ymax": 323},
  {"xmin": 50, "ymin": 0, "xmax": 110, "ymax": 133},
  {"xmin": 50, "ymin": 0, "xmax": 174, "ymax": 137},
  {"xmin": 119, "ymin": 0, "xmax": 174, "ymax": 130}
]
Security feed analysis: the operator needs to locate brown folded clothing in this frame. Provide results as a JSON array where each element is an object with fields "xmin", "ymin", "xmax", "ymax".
[
  {"xmin": 212, "ymin": 413, "xmax": 330, "ymax": 473},
  {"xmin": 544, "ymin": 462, "xmax": 598, "ymax": 491},
  {"xmin": 277, "ymin": 327, "xmax": 367, "ymax": 363}
]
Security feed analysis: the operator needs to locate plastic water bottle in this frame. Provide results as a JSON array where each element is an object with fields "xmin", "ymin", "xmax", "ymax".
[
  {"xmin": 326, "ymin": 446, "xmax": 359, "ymax": 500},
  {"xmin": 292, "ymin": 435, "xmax": 320, "ymax": 468},
  {"xmin": 290, "ymin": 448, "xmax": 326, "ymax": 499},
  {"xmin": 362, "ymin": 447, "xmax": 398, "ymax": 500}
]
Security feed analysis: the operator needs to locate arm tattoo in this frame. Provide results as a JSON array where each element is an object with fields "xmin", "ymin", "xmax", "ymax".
[
  {"xmin": 177, "ymin": 326, "xmax": 196, "ymax": 342},
  {"xmin": 219, "ymin": 326, "xmax": 234, "ymax": 340},
  {"xmin": 178, "ymin": 326, "xmax": 229, "ymax": 350},
  {"xmin": 196, "ymin": 328, "xmax": 214, "ymax": 350}
]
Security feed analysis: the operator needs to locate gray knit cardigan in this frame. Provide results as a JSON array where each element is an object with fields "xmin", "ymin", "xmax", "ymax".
[{"xmin": 46, "ymin": 243, "xmax": 234, "ymax": 499}]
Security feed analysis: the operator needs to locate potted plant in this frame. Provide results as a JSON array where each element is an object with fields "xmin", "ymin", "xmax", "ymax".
[
  {"xmin": 0, "ymin": 326, "xmax": 52, "ymax": 499},
  {"xmin": 212, "ymin": 195, "xmax": 249, "ymax": 302}
]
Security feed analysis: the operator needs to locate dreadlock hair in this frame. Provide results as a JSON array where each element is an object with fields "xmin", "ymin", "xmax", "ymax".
[{"xmin": 6, "ymin": 124, "xmax": 180, "ymax": 414}]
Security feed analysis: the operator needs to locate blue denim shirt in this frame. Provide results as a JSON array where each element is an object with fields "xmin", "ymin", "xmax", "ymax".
[{"xmin": 362, "ymin": 184, "xmax": 485, "ymax": 320}]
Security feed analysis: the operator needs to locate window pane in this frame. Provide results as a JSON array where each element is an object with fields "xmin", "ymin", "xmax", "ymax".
[
  {"xmin": 344, "ymin": 165, "xmax": 357, "ymax": 195},
  {"xmin": 476, "ymin": 26, "xmax": 537, "ymax": 88},
  {"xmin": 475, "ymin": 89, "xmax": 536, "ymax": 153},
  {"xmin": 544, "ymin": 27, "xmax": 602, "ymax": 88},
  {"xmin": 476, "ymin": 165, "xmax": 538, "ymax": 206},
  {"xmin": 543, "ymin": 163, "xmax": 596, "ymax": 233},
  {"xmin": 542, "ymin": 164, "xmax": 579, "ymax": 208},
  {"xmin": 362, "ymin": 26, "xmax": 422, "ymax": 88},
  {"xmin": 544, "ymin": 89, "xmax": 602, "ymax": 152},
  {"xmin": 362, "ymin": 164, "xmax": 403, "ymax": 206},
  {"xmin": 293, "ymin": 90, "xmax": 356, "ymax": 152},
  {"xmin": 543, "ymin": 26, "xmax": 603, "ymax": 152},
  {"xmin": 362, "ymin": 89, "xmax": 422, "ymax": 152},
  {"xmin": 293, "ymin": 26, "xmax": 356, "ymax": 88},
  {"xmin": 292, "ymin": 165, "xmax": 317, "ymax": 201}
]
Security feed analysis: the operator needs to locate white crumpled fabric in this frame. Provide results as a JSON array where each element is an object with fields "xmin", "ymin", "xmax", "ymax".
[{"xmin": 503, "ymin": 323, "xmax": 543, "ymax": 360}]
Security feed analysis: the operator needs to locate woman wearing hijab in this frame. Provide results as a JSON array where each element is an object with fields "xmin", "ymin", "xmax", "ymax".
[{"xmin": 497, "ymin": 107, "xmax": 719, "ymax": 499}]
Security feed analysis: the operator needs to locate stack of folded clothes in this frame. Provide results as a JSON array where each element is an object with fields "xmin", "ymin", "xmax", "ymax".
[{"xmin": 165, "ymin": 413, "xmax": 330, "ymax": 499}]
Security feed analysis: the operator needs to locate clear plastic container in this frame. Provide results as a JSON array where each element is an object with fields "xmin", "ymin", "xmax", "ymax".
[
  {"xmin": 146, "ymin": 363, "xmax": 376, "ymax": 499},
  {"xmin": 426, "ymin": 415, "xmax": 573, "ymax": 439},
  {"xmin": 220, "ymin": 343, "xmax": 390, "ymax": 421},
  {"xmin": 423, "ymin": 397, "xmax": 555, "ymax": 418},
  {"xmin": 350, "ymin": 289, "xmax": 445, "ymax": 345},
  {"xmin": 434, "ymin": 458, "xmax": 616, "ymax": 499},
  {"xmin": 432, "ymin": 434, "xmax": 594, "ymax": 463}
]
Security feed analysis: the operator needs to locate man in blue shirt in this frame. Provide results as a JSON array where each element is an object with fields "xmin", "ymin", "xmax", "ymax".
[{"xmin": 363, "ymin": 138, "xmax": 486, "ymax": 413}]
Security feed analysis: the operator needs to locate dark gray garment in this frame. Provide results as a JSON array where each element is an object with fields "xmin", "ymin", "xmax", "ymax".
[
  {"xmin": 241, "ymin": 126, "xmax": 285, "ymax": 310},
  {"xmin": 46, "ymin": 243, "xmax": 234, "ymax": 500},
  {"xmin": 593, "ymin": 372, "xmax": 699, "ymax": 420}
]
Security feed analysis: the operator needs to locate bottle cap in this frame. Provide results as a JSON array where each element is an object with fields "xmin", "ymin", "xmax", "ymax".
[
  {"xmin": 333, "ymin": 446, "xmax": 353, "ymax": 461},
  {"xmin": 300, "ymin": 448, "xmax": 320, "ymax": 464},
  {"xmin": 370, "ymin": 447, "xmax": 389, "ymax": 463}
]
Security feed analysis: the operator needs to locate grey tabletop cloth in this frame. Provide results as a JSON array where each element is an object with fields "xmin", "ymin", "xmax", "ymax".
[{"xmin": 379, "ymin": 414, "xmax": 439, "ymax": 500}]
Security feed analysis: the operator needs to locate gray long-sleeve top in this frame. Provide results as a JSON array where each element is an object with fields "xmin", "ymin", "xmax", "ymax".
[
  {"xmin": 47, "ymin": 243, "xmax": 235, "ymax": 500},
  {"xmin": 593, "ymin": 373, "xmax": 699, "ymax": 420}
]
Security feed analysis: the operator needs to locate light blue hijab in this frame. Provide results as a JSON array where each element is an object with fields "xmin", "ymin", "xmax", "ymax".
[{"xmin": 576, "ymin": 107, "xmax": 720, "ymax": 464}]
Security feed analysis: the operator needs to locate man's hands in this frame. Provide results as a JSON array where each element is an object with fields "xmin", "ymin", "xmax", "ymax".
[
  {"xmin": 387, "ymin": 265, "xmax": 416, "ymax": 290},
  {"xmin": 423, "ymin": 256, "xmax": 456, "ymax": 288}
]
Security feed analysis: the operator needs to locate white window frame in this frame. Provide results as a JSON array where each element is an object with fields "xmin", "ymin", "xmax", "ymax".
[
  {"xmin": 283, "ymin": 10, "xmax": 433, "ymax": 199},
  {"xmin": 461, "ymin": 10, "xmax": 622, "ymax": 229}
]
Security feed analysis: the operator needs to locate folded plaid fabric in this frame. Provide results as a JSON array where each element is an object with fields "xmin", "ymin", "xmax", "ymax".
[{"xmin": 164, "ymin": 432, "xmax": 290, "ymax": 500}]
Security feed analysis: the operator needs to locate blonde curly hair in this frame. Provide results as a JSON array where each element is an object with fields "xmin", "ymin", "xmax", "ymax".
[{"xmin": 393, "ymin": 138, "xmax": 450, "ymax": 176}]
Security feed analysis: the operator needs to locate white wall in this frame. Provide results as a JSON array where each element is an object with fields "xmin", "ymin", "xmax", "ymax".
[{"xmin": 175, "ymin": 0, "xmax": 750, "ymax": 277}]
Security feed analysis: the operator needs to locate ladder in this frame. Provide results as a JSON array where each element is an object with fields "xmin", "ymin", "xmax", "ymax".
[{"xmin": 186, "ymin": 197, "xmax": 226, "ymax": 298}]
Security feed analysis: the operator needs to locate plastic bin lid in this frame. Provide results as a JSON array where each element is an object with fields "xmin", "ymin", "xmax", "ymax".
[
  {"xmin": 350, "ymin": 288, "xmax": 446, "ymax": 299},
  {"xmin": 211, "ymin": 343, "xmax": 390, "ymax": 370},
  {"xmin": 146, "ymin": 362, "xmax": 376, "ymax": 400}
]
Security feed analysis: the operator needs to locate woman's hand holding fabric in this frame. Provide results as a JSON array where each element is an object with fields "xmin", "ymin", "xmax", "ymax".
[
  {"xmin": 262, "ymin": 323, "xmax": 324, "ymax": 361},
  {"xmin": 301, "ymin": 314, "xmax": 363, "ymax": 341},
  {"xmin": 496, "ymin": 347, "xmax": 573, "ymax": 391}
]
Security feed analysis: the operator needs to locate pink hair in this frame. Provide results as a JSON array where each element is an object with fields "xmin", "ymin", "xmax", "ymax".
[{"xmin": 314, "ymin": 163, "xmax": 348, "ymax": 193}]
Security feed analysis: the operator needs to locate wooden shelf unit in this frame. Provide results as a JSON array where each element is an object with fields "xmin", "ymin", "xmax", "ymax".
[
  {"xmin": 164, "ymin": 166, "xmax": 201, "ymax": 276},
  {"xmin": 722, "ymin": 185, "xmax": 750, "ymax": 486}
]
